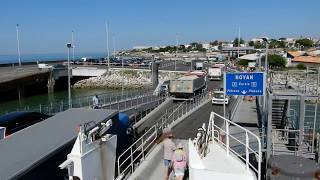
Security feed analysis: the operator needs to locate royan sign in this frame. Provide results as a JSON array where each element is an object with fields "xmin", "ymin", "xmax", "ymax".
[{"xmin": 225, "ymin": 72, "xmax": 265, "ymax": 96}]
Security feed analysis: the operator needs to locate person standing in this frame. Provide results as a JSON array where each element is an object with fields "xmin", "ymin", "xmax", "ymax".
[
  {"xmin": 92, "ymin": 95, "xmax": 99, "ymax": 109},
  {"xmin": 163, "ymin": 129, "xmax": 176, "ymax": 180},
  {"xmin": 171, "ymin": 143, "xmax": 187, "ymax": 180}
]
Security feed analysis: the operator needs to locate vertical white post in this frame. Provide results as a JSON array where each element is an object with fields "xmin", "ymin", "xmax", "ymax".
[
  {"xmin": 72, "ymin": 30, "xmax": 75, "ymax": 62},
  {"xmin": 226, "ymin": 121, "xmax": 230, "ymax": 156},
  {"xmin": 67, "ymin": 44, "xmax": 72, "ymax": 108},
  {"xmin": 175, "ymin": 33, "xmax": 178, "ymax": 71},
  {"xmin": 223, "ymin": 73, "xmax": 226, "ymax": 118},
  {"xmin": 16, "ymin": 24, "xmax": 21, "ymax": 67},
  {"xmin": 237, "ymin": 27, "xmax": 240, "ymax": 59},
  {"xmin": 105, "ymin": 21, "xmax": 110, "ymax": 71},
  {"xmin": 245, "ymin": 131, "xmax": 249, "ymax": 171}
]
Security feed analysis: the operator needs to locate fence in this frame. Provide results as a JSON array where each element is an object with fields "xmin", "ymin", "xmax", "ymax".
[
  {"xmin": 3, "ymin": 89, "xmax": 154, "ymax": 115},
  {"xmin": 116, "ymin": 91, "xmax": 209, "ymax": 179},
  {"xmin": 209, "ymin": 112, "xmax": 262, "ymax": 180}
]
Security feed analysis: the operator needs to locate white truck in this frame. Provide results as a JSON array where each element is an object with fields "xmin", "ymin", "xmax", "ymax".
[{"xmin": 208, "ymin": 66, "xmax": 223, "ymax": 80}]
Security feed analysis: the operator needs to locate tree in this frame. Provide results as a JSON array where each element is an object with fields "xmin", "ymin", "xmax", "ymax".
[
  {"xmin": 267, "ymin": 54, "xmax": 287, "ymax": 68},
  {"xmin": 248, "ymin": 41, "xmax": 254, "ymax": 46},
  {"xmin": 237, "ymin": 59, "xmax": 248, "ymax": 67},
  {"xmin": 295, "ymin": 38, "xmax": 314, "ymax": 48},
  {"xmin": 210, "ymin": 40, "xmax": 219, "ymax": 46},
  {"xmin": 254, "ymin": 42, "xmax": 264, "ymax": 49},
  {"xmin": 233, "ymin": 38, "xmax": 245, "ymax": 47},
  {"xmin": 296, "ymin": 63, "xmax": 306, "ymax": 70}
]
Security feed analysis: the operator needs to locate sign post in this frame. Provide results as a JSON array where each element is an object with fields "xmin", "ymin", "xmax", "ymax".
[{"xmin": 224, "ymin": 72, "xmax": 265, "ymax": 118}]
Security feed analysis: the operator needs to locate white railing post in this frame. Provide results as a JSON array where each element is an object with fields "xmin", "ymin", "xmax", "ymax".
[
  {"xmin": 39, "ymin": 104, "xmax": 42, "ymax": 113},
  {"xmin": 130, "ymin": 147, "xmax": 134, "ymax": 173},
  {"xmin": 245, "ymin": 131, "xmax": 249, "ymax": 172},
  {"xmin": 226, "ymin": 121, "xmax": 230, "ymax": 156}
]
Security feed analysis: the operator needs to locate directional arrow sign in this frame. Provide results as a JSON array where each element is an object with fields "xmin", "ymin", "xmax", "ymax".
[{"xmin": 224, "ymin": 72, "xmax": 265, "ymax": 96}]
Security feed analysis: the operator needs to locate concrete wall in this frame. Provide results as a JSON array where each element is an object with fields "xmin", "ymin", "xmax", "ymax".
[{"xmin": 72, "ymin": 67, "xmax": 107, "ymax": 77}]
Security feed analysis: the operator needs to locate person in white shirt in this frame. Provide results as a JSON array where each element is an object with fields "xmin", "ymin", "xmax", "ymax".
[{"xmin": 92, "ymin": 95, "xmax": 99, "ymax": 109}]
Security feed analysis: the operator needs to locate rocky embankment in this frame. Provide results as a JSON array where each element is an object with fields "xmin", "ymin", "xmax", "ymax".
[
  {"xmin": 272, "ymin": 71, "xmax": 319, "ymax": 94},
  {"xmin": 73, "ymin": 69, "xmax": 182, "ymax": 89}
]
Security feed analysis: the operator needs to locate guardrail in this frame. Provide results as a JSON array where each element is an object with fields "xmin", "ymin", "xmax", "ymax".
[
  {"xmin": 117, "ymin": 126, "xmax": 158, "ymax": 179},
  {"xmin": 157, "ymin": 92, "xmax": 209, "ymax": 132},
  {"xmin": 209, "ymin": 112, "xmax": 262, "ymax": 180},
  {"xmin": 116, "ymin": 91, "xmax": 209, "ymax": 179},
  {"xmin": 271, "ymin": 128, "xmax": 315, "ymax": 157},
  {"xmin": 3, "ymin": 89, "xmax": 154, "ymax": 115}
]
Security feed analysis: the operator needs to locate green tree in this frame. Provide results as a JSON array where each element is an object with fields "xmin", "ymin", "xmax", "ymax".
[
  {"xmin": 296, "ymin": 63, "xmax": 306, "ymax": 70},
  {"xmin": 254, "ymin": 42, "xmax": 264, "ymax": 49},
  {"xmin": 233, "ymin": 38, "xmax": 245, "ymax": 47},
  {"xmin": 237, "ymin": 59, "xmax": 248, "ymax": 67},
  {"xmin": 248, "ymin": 41, "xmax": 254, "ymax": 46},
  {"xmin": 210, "ymin": 40, "xmax": 219, "ymax": 46},
  {"xmin": 295, "ymin": 38, "xmax": 314, "ymax": 48},
  {"xmin": 267, "ymin": 54, "xmax": 287, "ymax": 68}
]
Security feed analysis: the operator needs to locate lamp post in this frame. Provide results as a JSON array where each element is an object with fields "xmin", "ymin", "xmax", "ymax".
[
  {"xmin": 16, "ymin": 24, "xmax": 21, "ymax": 67},
  {"xmin": 67, "ymin": 43, "xmax": 72, "ymax": 108}
]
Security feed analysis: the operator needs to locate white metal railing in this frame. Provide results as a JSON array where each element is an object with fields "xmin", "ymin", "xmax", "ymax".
[
  {"xmin": 2, "ymin": 89, "xmax": 161, "ymax": 115},
  {"xmin": 209, "ymin": 112, "xmax": 262, "ymax": 180},
  {"xmin": 157, "ymin": 92, "xmax": 209, "ymax": 131},
  {"xmin": 116, "ymin": 91, "xmax": 209, "ymax": 179},
  {"xmin": 271, "ymin": 128, "xmax": 315, "ymax": 157},
  {"xmin": 117, "ymin": 125, "xmax": 158, "ymax": 179}
]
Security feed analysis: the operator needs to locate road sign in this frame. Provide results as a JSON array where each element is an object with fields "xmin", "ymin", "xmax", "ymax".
[{"xmin": 224, "ymin": 72, "xmax": 265, "ymax": 96}]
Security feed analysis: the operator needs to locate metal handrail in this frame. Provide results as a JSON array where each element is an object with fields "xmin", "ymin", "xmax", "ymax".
[
  {"xmin": 116, "ymin": 91, "xmax": 209, "ymax": 179},
  {"xmin": 210, "ymin": 112, "xmax": 262, "ymax": 180},
  {"xmin": 117, "ymin": 125, "xmax": 158, "ymax": 178}
]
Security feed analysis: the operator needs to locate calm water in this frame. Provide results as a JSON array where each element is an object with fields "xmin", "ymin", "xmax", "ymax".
[
  {"xmin": 0, "ymin": 88, "xmax": 136, "ymax": 115},
  {"xmin": 0, "ymin": 52, "xmax": 106, "ymax": 64}
]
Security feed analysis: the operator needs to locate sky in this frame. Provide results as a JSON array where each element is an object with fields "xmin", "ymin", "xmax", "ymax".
[{"xmin": 0, "ymin": 0, "xmax": 319, "ymax": 55}]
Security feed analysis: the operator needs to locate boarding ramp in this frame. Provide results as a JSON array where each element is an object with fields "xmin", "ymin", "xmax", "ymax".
[
  {"xmin": 116, "ymin": 92, "xmax": 210, "ymax": 179},
  {"xmin": 0, "ymin": 108, "xmax": 118, "ymax": 179}
]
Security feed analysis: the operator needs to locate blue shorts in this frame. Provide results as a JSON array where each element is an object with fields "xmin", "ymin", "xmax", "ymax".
[{"xmin": 164, "ymin": 159, "xmax": 171, "ymax": 167}]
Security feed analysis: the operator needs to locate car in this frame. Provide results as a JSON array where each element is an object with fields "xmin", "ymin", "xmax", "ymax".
[
  {"xmin": 38, "ymin": 63, "xmax": 53, "ymax": 69},
  {"xmin": 211, "ymin": 91, "xmax": 229, "ymax": 105},
  {"xmin": 0, "ymin": 111, "xmax": 50, "ymax": 136}
]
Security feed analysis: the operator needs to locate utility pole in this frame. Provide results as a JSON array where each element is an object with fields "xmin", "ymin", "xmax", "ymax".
[
  {"xmin": 105, "ymin": 21, "xmax": 110, "ymax": 70},
  {"xmin": 71, "ymin": 30, "xmax": 75, "ymax": 62},
  {"xmin": 237, "ymin": 27, "xmax": 240, "ymax": 59},
  {"xmin": 175, "ymin": 33, "xmax": 178, "ymax": 71},
  {"xmin": 113, "ymin": 34, "xmax": 116, "ymax": 59},
  {"xmin": 67, "ymin": 43, "xmax": 72, "ymax": 108},
  {"xmin": 16, "ymin": 24, "xmax": 21, "ymax": 67}
]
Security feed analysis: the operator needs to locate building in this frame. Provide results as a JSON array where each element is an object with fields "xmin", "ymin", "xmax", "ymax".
[
  {"xmin": 221, "ymin": 46, "xmax": 255, "ymax": 58},
  {"xmin": 286, "ymin": 50, "xmax": 320, "ymax": 67}
]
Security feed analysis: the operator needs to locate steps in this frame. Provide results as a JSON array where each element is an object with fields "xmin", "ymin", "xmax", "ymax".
[{"xmin": 272, "ymin": 100, "xmax": 288, "ymax": 128}]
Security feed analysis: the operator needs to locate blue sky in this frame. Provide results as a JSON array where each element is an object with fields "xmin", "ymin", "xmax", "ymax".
[{"xmin": 0, "ymin": 0, "xmax": 319, "ymax": 55}]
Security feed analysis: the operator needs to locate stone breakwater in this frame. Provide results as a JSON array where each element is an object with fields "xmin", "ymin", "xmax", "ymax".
[
  {"xmin": 73, "ymin": 69, "xmax": 183, "ymax": 89},
  {"xmin": 272, "ymin": 71, "xmax": 320, "ymax": 94}
]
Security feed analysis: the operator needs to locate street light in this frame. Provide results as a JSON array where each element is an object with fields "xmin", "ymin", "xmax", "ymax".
[
  {"xmin": 16, "ymin": 24, "xmax": 21, "ymax": 67},
  {"xmin": 67, "ymin": 43, "xmax": 72, "ymax": 108}
]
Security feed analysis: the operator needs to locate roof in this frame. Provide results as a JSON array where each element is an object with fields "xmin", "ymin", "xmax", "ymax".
[
  {"xmin": 239, "ymin": 53, "xmax": 265, "ymax": 61},
  {"xmin": 292, "ymin": 56, "xmax": 320, "ymax": 64},
  {"xmin": 287, "ymin": 51, "xmax": 304, "ymax": 57},
  {"xmin": 178, "ymin": 75, "xmax": 199, "ymax": 80},
  {"xmin": 307, "ymin": 50, "xmax": 320, "ymax": 56},
  {"xmin": 222, "ymin": 46, "xmax": 254, "ymax": 51},
  {"xmin": 0, "ymin": 108, "xmax": 118, "ymax": 179}
]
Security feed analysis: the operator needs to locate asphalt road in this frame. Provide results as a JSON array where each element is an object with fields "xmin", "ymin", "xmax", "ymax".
[{"xmin": 172, "ymin": 80, "xmax": 230, "ymax": 139}]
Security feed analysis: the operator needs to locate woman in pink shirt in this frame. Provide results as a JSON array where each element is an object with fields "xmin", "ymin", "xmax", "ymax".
[{"xmin": 171, "ymin": 143, "xmax": 187, "ymax": 180}]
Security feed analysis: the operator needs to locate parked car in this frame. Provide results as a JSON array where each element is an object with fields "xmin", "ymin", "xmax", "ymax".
[
  {"xmin": 53, "ymin": 64, "xmax": 67, "ymax": 69},
  {"xmin": 0, "ymin": 111, "xmax": 50, "ymax": 136},
  {"xmin": 38, "ymin": 63, "xmax": 53, "ymax": 69}
]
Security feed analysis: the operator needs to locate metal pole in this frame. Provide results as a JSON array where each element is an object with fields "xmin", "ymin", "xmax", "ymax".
[
  {"xmin": 105, "ymin": 21, "xmax": 110, "ymax": 71},
  {"xmin": 237, "ymin": 27, "xmax": 240, "ymax": 59},
  {"xmin": 16, "ymin": 24, "xmax": 21, "ymax": 67},
  {"xmin": 175, "ymin": 33, "xmax": 178, "ymax": 71},
  {"xmin": 67, "ymin": 44, "xmax": 72, "ymax": 108},
  {"xmin": 72, "ymin": 30, "xmax": 75, "ymax": 62}
]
